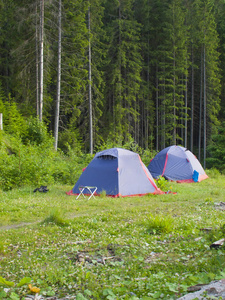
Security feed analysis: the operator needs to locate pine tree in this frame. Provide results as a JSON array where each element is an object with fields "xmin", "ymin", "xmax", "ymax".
[
  {"xmin": 215, "ymin": 0, "xmax": 225, "ymax": 120},
  {"xmin": 56, "ymin": 0, "xmax": 89, "ymax": 151},
  {"xmin": 158, "ymin": 0, "xmax": 188, "ymax": 146},
  {"xmin": 0, "ymin": 0, "xmax": 19, "ymax": 97},
  {"xmin": 102, "ymin": 0, "xmax": 142, "ymax": 145},
  {"xmin": 80, "ymin": 0, "xmax": 106, "ymax": 152},
  {"xmin": 134, "ymin": 0, "xmax": 156, "ymax": 150},
  {"xmin": 192, "ymin": 0, "xmax": 221, "ymax": 167}
]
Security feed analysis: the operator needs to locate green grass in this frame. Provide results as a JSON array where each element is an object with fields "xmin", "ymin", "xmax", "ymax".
[{"xmin": 0, "ymin": 171, "xmax": 225, "ymax": 299}]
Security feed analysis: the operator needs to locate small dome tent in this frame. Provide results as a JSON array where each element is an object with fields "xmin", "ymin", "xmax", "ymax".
[
  {"xmin": 147, "ymin": 145, "xmax": 208, "ymax": 182},
  {"xmin": 67, "ymin": 148, "xmax": 162, "ymax": 197}
]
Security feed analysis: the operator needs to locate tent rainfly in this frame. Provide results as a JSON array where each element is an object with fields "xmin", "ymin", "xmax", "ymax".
[
  {"xmin": 147, "ymin": 145, "xmax": 208, "ymax": 183},
  {"xmin": 67, "ymin": 148, "xmax": 163, "ymax": 197}
]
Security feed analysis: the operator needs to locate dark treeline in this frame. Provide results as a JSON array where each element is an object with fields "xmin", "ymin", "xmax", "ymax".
[{"xmin": 0, "ymin": 0, "xmax": 224, "ymax": 167}]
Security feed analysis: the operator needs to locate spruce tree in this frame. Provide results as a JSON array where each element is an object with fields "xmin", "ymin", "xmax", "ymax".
[
  {"xmin": 102, "ymin": 0, "xmax": 142, "ymax": 145},
  {"xmin": 215, "ymin": 0, "xmax": 225, "ymax": 120},
  {"xmin": 0, "ymin": 0, "xmax": 19, "ymax": 97},
  {"xmin": 192, "ymin": 0, "xmax": 221, "ymax": 167},
  {"xmin": 80, "ymin": 0, "xmax": 106, "ymax": 152},
  {"xmin": 158, "ymin": 0, "xmax": 188, "ymax": 146},
  {"xmin": 55, "ymin": 0, "xmax": 89, "ymax": 151}
]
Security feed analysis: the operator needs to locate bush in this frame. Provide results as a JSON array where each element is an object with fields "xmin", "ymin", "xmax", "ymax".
[
  {"xmin": 207, "ymin": 123, "xmax": 225, "ymax": 172},
  {"xmin": 156, "ymin": 176, "xmax": 170, "ymax": 192},
  {"xmin": 141, "ymin": 148, "xmax": 157, "ymax": 166},
  {"xmin": 22, "ymin": 117, "xmax": 53, "ymax": 146},
  {"xmin": 0, "ymin": 130, "xmax": 93, "ymax": 190},
  {"xmin": 0, "ymin": 135, "xmax": 55, "ymax": 189},
  {"xmin": 0, "ymin": 98, "xmax": 27, "ymax": 137},
  {"xmin": 206, "ymin": 168, "xmax": 221, "ymax": 178},
  {"xmin": 58, "ymin": 129, "xmax": 82, "ymax": 154}
]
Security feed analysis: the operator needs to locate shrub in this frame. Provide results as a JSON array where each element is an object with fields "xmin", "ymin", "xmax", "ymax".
[
  {"xmin": 207, "ymin": 123, "xmax": 225, "ymax": 172},
  {"xmin": 156, "ymin": 176, "xmax": 170, "ymax": 192},
  {"xmin": 22, "ymin": 117, "xmax": 53, "ymax": 146},
  {"xmin": 58, "ymin": 129, "xmax": 82, "ymax": 154},
  {"xmin": 0, "ymin": 135, "xmax": 56, "ymax": 189},
  {"xmin": 206, "ymin": 168, "xmax": 220, "ymax": 178},
  {"xmin": 1, "ymin": 98, "xmax": 27, "ymax": 137},
  {"xmin": 141, "ymin": 148, "xmax": 157, "ymax": 166},
  {"xmin": 0, "ymin": 131, "xmax": 94, "ymax": 190}
]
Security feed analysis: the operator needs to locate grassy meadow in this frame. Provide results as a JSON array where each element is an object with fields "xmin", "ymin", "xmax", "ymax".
[{"xmin": 0, "ymin": 169, "xmax": 225, "ymax": 299}]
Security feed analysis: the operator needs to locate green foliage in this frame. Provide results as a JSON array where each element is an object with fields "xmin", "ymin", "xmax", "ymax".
[
  {"xmin": 99, "ymin": 190, "xmax": 107, "ymax": 198},
  {"xmin": 141, "ymin": 149, "xmax": 157, "ymax": 167},
  {"xmin": 58, "ymin": 129, "xmax": 82, "ymax": 154},
  {"xmin": 0, "ymin": 277, "xmax": 14, "ymax": 287},
  {"xmin": 0, "ymin": 129, "xmax": 92, "ymax": 190},
  {"xmin": 206, "ymin": 168, "xmax": 221, "ymax": 179},
  {"xmin": 156, "ymin": 176, "xmax": 171, "ymax": 192},
  {"xmin": 102, "ymin": 0, "xmax": 142, "ymax": 144},
  {"xmin": 0, "ymin": 98, "xmax": 26, "ymax": 137},
  {"xmin": 207, "ymin": 123, "xmax": 225, "ymax": 172},
  {"xmin": 146, "ymin": 214, "xmax": 174, "ymax": 234},
  {"xmin": 0, "ymin": 277, "xmax": 32, "ymax": 300},
  {"xmin": 0, "ymin": 134, "xmax": 53, "ymax": 189},
  {"xmin": 0, "ymin": 0, "xmax": 224, "ymax": 155},
  {"xmin": 43, "ymin": 209, "xmax": 69, "ymax": 227},
  {"xmin": 22, "ymin": 117, "xmax": 52, "ymax": 146}
]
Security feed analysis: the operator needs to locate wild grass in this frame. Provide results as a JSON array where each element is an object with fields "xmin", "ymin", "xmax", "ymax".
[{"xmin": 0, "ymin": 172, "xmax": 225, "ymax": 299}]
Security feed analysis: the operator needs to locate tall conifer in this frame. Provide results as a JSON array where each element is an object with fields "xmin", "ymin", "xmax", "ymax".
[
  {"xmin": 192, "ymin": 0, "xmax": 221, "ymax": 167},
  {"xmin": 158, "ymin": 0, "xmax": 188, "ymax": 146},
  {"xmin": 103, "ymin": 0, "xmax": 142, "ymax": 145}
]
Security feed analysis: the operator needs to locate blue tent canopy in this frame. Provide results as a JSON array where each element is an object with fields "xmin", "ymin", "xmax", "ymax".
[
  {"xmin": 67, "ymin": 148, "xmax": 161, "ymax": 197},
  {"xmin": 148, "ymin": 145, "xmax": 208, "ymax": 182}
]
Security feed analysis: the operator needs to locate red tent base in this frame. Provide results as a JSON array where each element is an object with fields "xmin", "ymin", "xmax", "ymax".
[
  {"xmin": 66, "ymin": 187, "xmax": 171, "ymax": 197},
  {"xmin": 177, "ymin": 173, "xmax": 209, "ymax": 183}
]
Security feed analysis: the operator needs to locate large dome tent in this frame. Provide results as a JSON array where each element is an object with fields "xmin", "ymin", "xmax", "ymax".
[
  {"xmin": 67, "ymin": 148, "xmax": 163, "ymax": 197},
  {"xmin": 147, "ymin": 145, "xmax": 208, "ymax": 182}
]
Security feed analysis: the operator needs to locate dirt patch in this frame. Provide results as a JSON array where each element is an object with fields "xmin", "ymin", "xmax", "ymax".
[{"xmin": 0, "ymin": 221, "xmax": 40, "ymax": 231}]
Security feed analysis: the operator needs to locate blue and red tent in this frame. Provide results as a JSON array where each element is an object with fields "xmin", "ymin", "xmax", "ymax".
[
  {"xmin": 147, "ymin": 145, "xmax": 208, "ymax": 183},
  {"xmin": 67, "ymin": 148, "xmax": 162, "ymax": 197}
]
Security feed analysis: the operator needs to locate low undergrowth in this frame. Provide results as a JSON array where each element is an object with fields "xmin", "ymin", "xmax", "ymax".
[{"xmin": 0, "ymin": 172, "xmax": 225, "ymax": 299}]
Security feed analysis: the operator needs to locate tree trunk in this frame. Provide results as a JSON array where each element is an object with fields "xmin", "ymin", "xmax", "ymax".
[
  {"xmin": 162, "ymin": 69, "xmax": 166, "ymax": 149},
  {"xmin": 198, "ymin": 48, "xmax": 203, "ymax": 161},
  {"xmin": 190, "ymin": 45, "xmax": 194, "ymax": 152},
  {"xmin": 184, "ymin": 60, "xmax": 188, "ymax": 148},
  {"xmin": 88, "ymin": 5, "xmax": 93, "ymax": 155},
  {"xmin": 203, "ymin": 43, "xmax": 207, "ymax": 168},
  {"xmin": 156, "ymin": 65, "xmax": 159, "ymax": 151},
  {"xmin": 39, "ymin": 0, "xmax": 44, "ymax": 122},
  {"xmin": 36, "ymin": 1, "xmax": 39, "ymax": 117},
  {"xmin": 118, "ymin": 0, "xmax": 122, "ymax": 137},
  {"xmin": 173, "ymin": 55, "xmax": 176, "ymax": 145},
  {"xmin": 54, "ymin": 0, "xmax": 62, "ymax": 150}
]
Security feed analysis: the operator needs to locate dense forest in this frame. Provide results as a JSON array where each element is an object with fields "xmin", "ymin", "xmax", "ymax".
[{"xmin": 0, "ymin": 0, "xmax": 225, "ymax": 169}]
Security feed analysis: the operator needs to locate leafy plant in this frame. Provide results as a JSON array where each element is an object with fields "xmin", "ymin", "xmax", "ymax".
[
  {"xmin": 146, "ymin": 214, "xmax": 174, "ymax": 234},
  {"xmin": 21, "ymin": 117, "xmax": 53, "ymax": 146},
  {"xmin": 1, "ymin": 98, "xmax": 26, "ymax": 138},
  {"xmin": 156, "ymin": 176, "xmax": 171, "ymax": 192},
  {"xmin": 0, "ymin": 277, "xmax": 32, "ymax": 300},
  {"xmin": 99, "ymin": 190, "xmax": 107, "ymax": 198}
]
